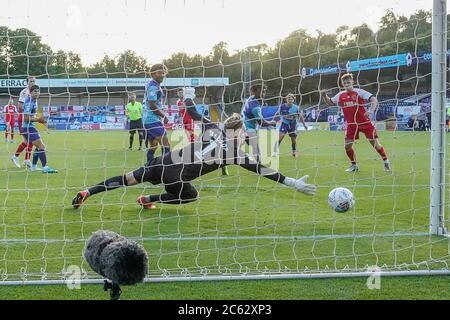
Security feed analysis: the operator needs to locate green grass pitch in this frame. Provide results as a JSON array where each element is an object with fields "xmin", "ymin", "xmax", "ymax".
[{"xmin": 0, "ymin": 128, "xmax": 449, "ymax": 299}]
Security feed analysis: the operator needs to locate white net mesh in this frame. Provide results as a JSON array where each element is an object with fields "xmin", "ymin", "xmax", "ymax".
[{"xmin": 0, "ymin": 1, "xmax": 449, "ymax": 283}]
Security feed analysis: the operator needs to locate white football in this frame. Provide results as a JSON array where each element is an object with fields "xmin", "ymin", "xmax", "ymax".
[{"xmin": 328, "ymin": 187, "xmax": 355, "ymax": 213}]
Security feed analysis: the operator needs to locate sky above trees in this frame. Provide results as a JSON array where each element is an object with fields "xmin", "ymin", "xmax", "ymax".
[{"xmin": 1, "ymin": 0, "xmax": 431, "ymax": 65}]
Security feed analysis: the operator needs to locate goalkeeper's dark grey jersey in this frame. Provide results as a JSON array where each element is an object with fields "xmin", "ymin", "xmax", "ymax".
[{"xmin": 140, "ymin": 124, "xmax": 284, "ymax": 185}]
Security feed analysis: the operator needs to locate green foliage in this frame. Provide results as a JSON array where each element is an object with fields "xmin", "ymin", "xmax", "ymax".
[
  {"xmin": 0, "ymin": 9, "xmax": 437, "ymax": 99},
  {"xmin": 47, "ymin": 50, "xmax": 85, "ymax": 77},
  {"xmin": 90, "ymin": 50, "xmax": 149, "ymax": 77}
]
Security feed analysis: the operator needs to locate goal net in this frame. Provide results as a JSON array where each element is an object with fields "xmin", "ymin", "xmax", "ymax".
[{"xmin": 0, "ymin": 0, "xmax": 449, "ymax": 284}]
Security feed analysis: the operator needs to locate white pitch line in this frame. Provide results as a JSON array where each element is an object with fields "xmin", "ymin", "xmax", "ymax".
[
  {"xmin": 0, "ymin": 232, "xmax": 432, "ymax": 244},
  {"xmin": 198, "ymin": 184, "xmax": 431, "ymax": 188},
  {"xmin": 1, "ymin": 184, "xmax": 425, "ymax": 192}
]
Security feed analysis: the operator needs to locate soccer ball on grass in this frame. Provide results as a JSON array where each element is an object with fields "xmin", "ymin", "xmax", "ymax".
[{"xmin": 328, "ymin": 187, "xmax": 355, "ymax": 213}]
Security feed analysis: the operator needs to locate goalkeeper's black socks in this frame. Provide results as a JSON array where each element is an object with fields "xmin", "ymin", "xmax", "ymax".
[{"xmin": 88, "ymin": 175, "xmax": 129, "ymax": 195}]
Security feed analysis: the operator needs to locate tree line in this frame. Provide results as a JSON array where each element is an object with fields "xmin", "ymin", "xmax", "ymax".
[{"xmin": 0, "ymin": 9, "xmax": 440, "ymax": 104}]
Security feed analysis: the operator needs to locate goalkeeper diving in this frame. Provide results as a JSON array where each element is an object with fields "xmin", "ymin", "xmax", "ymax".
[{"xmin": 72, "ymin": 112, "xmax": 317, "ymax": 210}]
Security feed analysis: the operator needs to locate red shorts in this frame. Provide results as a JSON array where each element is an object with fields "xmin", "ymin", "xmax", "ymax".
[
  {"xmin": 345, "ymin": 124, "xmax": 378, "ymax": 141},
  {"xmin": 5, "ymin": 118, "xmax": 14, "ymax": 130},
  {"xmin": 183, "ymin": 121, "xmax": 195, "ymax": 132},
  {"xmin": 5, "ymin": 115, "xmax": 14, "ymax": 124}
]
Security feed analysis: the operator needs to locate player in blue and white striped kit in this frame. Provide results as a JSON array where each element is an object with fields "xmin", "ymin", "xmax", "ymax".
[
  {"xmin": 22, "ymin": 85, "xmax": 58, "ymax": 173},
  {"xmin": 142, "ymin": 64, "xmax": 171, "ymax": 166},
  {"xmin": 273, "ymin": 93, "xmax": 308, "ymax": 157},
  {"xmin": 241, "ymin": 83, "xmax": 275, "ymax": 162}
]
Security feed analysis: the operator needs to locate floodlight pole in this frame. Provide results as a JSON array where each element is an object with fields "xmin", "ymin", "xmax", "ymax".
[{"xmin": 430, "ymin": 0, "xmax": 448, "ymax": 235}]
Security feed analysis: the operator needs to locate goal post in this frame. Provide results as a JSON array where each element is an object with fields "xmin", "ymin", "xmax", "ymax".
[{"xmin": 430, "ymin": 0, "xmax": 448, "ymax": 236}]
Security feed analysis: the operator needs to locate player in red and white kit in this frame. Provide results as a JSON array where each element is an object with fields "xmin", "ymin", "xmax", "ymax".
[
  {"xmin": 176, "ymin": 87, "xmax": 196, "ymax": 143},
  {"xmin": 3, "ymin": 98, "xmax": 17, "ymax": 143},
  {"xmin": 322, "ymin": 73, "xmax": 391, "ymax": 172},
  {"xmin": 10, "ymin": 76, "xmax": 36, "ymax": 168}
]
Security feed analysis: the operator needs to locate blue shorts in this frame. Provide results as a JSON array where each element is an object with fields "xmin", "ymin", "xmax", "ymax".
[
  {"xmin": 21, "ymin": 127, "xmax": 41, "ymax": 143},
  {"xmin": 144, "ymin": 121, "xmax": 166, "ymax": 140},
  {"xmin": 279, "ymin": 122, "xmax": 297, "ymax": 137}
]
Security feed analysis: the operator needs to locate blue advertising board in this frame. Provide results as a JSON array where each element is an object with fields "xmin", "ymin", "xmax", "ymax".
[
  {"xmin": 348, "ymin": 53, "xmax": 412, "ymax": 72},
  {"xmin": 55, "ymin": 123, "xmax": 82, "ymax": 131},
  {"xmin": 302, "ymin": 50, "xmax": 445, "ymax": 77}
]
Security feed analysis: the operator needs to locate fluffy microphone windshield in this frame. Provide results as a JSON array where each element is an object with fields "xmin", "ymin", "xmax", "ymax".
[{"xmin": 84, "ymin": 230, "xmax": 148, "ymax": 285}]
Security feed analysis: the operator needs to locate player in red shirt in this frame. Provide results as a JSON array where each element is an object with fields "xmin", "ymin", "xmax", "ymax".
[
  {"xmin": 321, "ymin": 73, "xmax": 391, "ymax": 172},
  {"xmin": 3, "ymin": 98, "xmax": 17, "ymax": 143},
  {"xmin": 177, "ymin": 87, "xmax": 196, "ymax": 143},
  {"xmin": 11, "ymin": 76, "xmax": 36, "ymax": 168}
]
